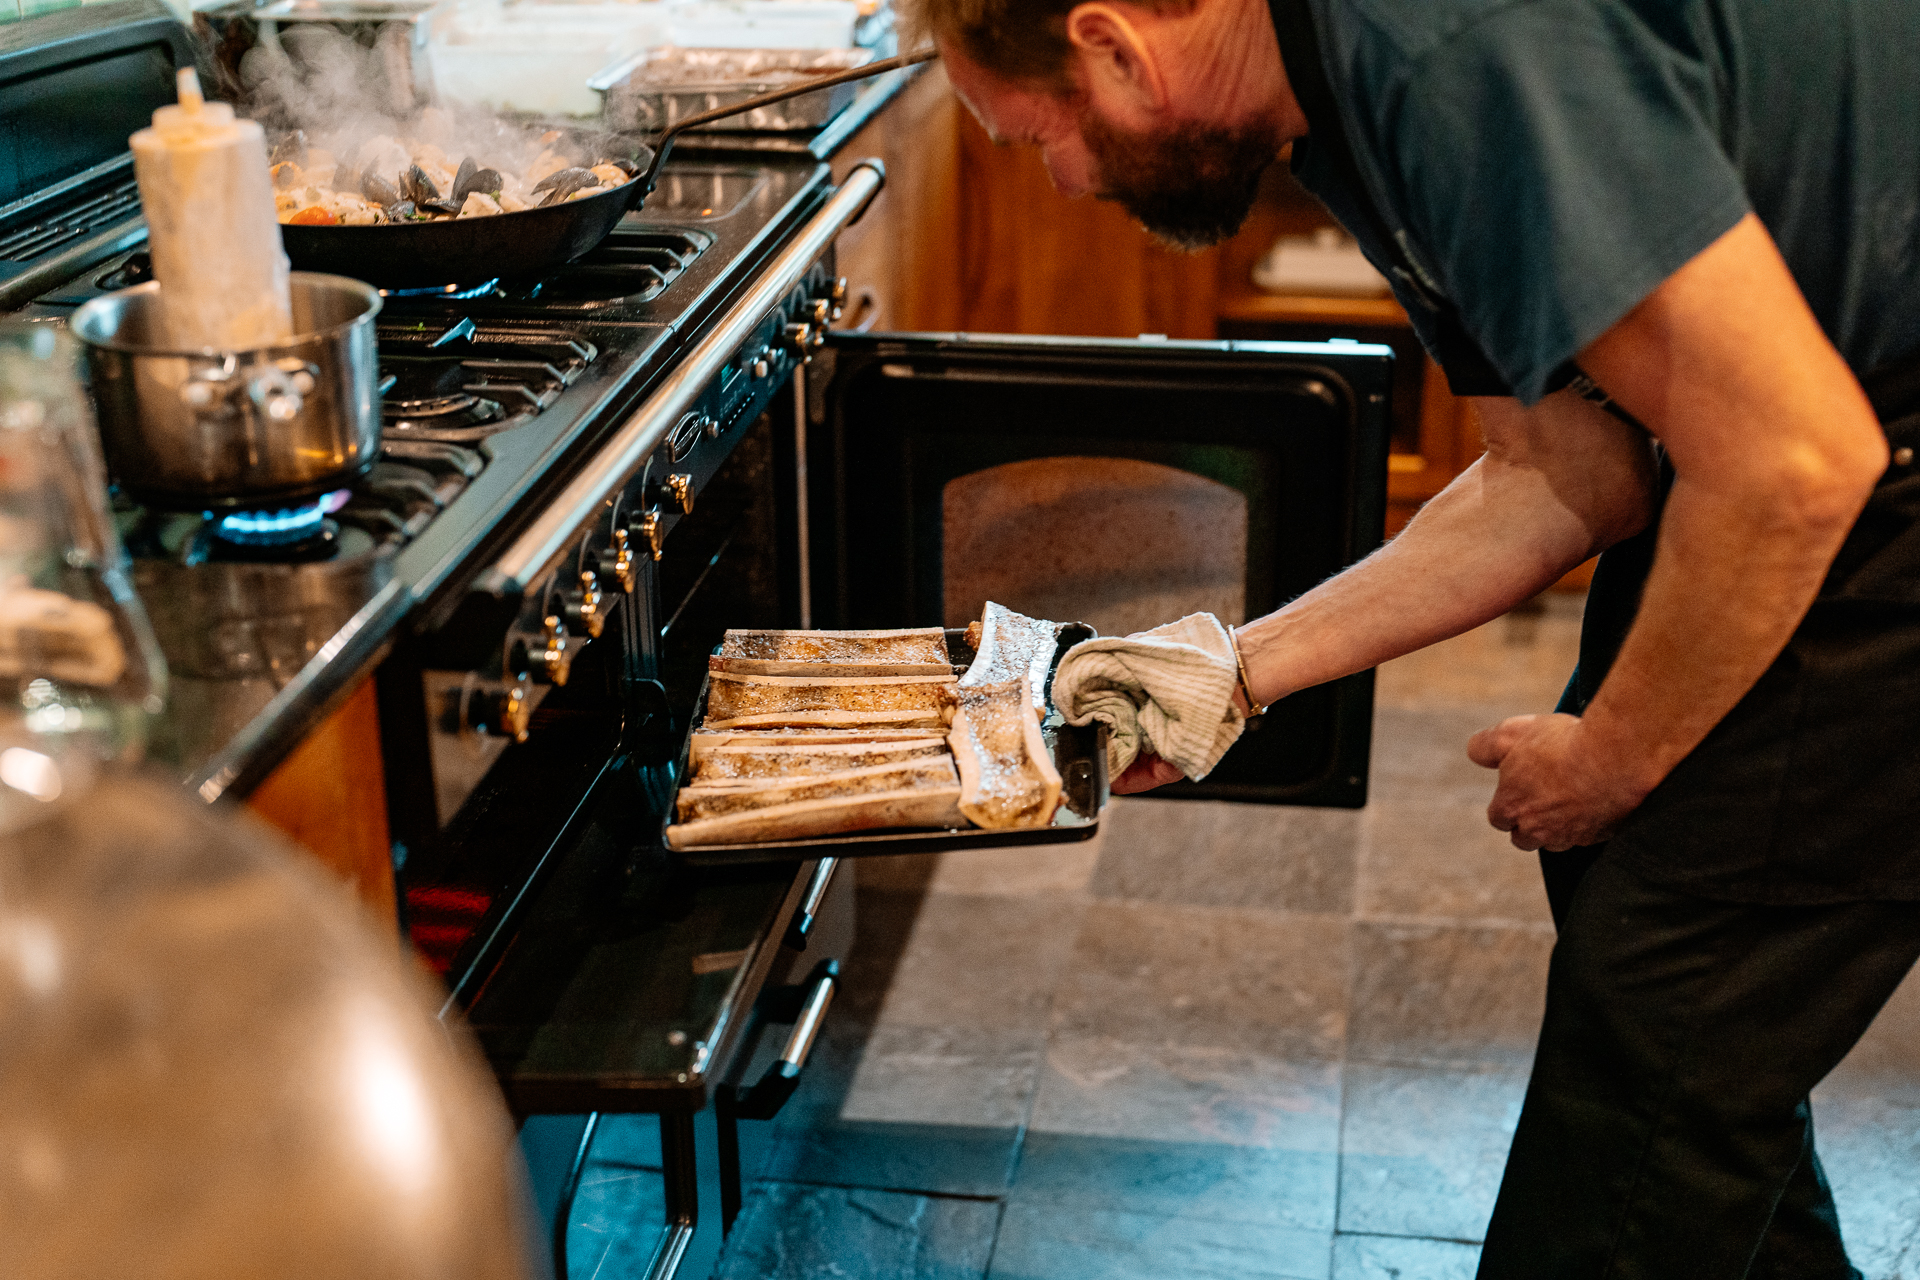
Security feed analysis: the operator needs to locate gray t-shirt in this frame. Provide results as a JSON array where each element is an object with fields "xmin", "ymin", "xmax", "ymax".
[{"xmin": 1292, "ymin": 0, "xmax": 1920, "ymax": 404}]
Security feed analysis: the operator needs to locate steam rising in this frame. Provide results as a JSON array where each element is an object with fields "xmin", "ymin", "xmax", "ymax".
[{"xmin": 229, "ymin": 26, "xmax": 627, "ymax": 190}]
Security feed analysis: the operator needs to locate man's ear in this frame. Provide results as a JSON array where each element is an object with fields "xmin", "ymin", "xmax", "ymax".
[{"xmin": 1064, "ymin": 3, "xmax": 1169, "ymax": 114}]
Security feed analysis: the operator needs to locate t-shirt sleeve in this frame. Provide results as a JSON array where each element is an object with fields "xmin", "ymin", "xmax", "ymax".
[{"xmin": 1371, "ymin": 1, "xmax": 1752, "ymax": 404}]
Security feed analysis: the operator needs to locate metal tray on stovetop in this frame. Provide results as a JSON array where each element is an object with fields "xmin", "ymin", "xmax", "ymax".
[{"xmin": 667, "ymin": 625, "xmax": 1110, "ymax": 865}]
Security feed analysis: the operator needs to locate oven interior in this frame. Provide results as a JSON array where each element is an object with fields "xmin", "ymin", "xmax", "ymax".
[{"xmin": 804, "ymin": 334, "xmax": 1392, "ymax": 806}]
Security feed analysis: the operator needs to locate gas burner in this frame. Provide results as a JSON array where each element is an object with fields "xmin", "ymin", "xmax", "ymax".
[
  {"xmin": 206, "ymin": 490, "xmax": 351, "ymax": 562},
  {"xmin": 381, "ymin": 279, "xmax": 504, "ymax": 301}
]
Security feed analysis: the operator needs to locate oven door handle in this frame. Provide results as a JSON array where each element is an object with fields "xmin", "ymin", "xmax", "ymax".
[
  {"xmin": 471, "ymin": 161, "xmax": 887, "ymax": 598},
  {"xmin": 731, "ymin": 958, "xmax": 838, "ymax": 1121}
]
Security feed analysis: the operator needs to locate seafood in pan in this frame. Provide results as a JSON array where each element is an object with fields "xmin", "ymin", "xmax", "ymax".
[{"xmin": 267, "ymin": 128, "xmax": 638, "ymax": 227}]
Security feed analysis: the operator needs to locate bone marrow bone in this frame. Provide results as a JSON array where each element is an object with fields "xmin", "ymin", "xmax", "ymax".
[
  {"xmin": 709, "ymin": 656, "xmax": 960, "ymax": 678},
  {"xmin": 720, "ymin": 628, "xmax": 950, "ymax": 664},
  {"xmin": 702, "ymin": 672, "xmax": 958, "ymax": 727},
  {"xmin": 665, "ymin": 787, "xmax": 965, "ymax": 849},
  {"xmin": 676, "ymin": 756, "xmax": 960, "ymax": 822},
  {"xmin": 960, "ymin": 601, "xmax": 1061, "ymax": 716},
  {"xmin": 947, "ymin": 679, "xmax": 1063, "ymax": 830},
  {"xmin": 691, "ymin": 737, "xmax": 949, "ymax": 782}
]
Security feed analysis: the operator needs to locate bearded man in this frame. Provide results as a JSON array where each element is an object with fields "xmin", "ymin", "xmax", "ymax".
[{"xmin": 908, "ymin": 0, "xmax": 1920, "ymax": 1274}]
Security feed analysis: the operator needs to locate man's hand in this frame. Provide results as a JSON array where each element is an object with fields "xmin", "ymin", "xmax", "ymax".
[
  {"xmin": 1467, "ymin": 714, "xmax": 1654, "ymax": 851},
  {"xmin": 1112, "ymin": 751, "xmax": 1185, "ymax": 794}
]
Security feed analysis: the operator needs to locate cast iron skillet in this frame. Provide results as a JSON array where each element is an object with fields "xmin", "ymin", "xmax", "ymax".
[{"xmin": 278, "ymin": 48, "xmax": 935, "ymax": 289}]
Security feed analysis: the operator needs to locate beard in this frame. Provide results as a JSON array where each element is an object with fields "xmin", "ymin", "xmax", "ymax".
[{"xmin": 1077, "ymin": 105, "xmax": 1282, "ymax": 252}]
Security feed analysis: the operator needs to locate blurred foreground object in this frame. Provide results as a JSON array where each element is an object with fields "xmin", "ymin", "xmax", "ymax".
[
  {"xmin": 0, "ymin": 323, "xmax": 166, "ymax": 833},
  {"xmin": 0, "ymin": 323, "xmax": 539, "ymax": 1278},
  {"xmin": 0, "ymin": 770, "xmax": 542, "ymax": 1280}
]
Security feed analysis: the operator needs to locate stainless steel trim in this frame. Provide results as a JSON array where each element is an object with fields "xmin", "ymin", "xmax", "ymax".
[
  {"xmin": 472, "ymin": 160, "xmax": 886, "ymax": 598},
  {"xmin": 0, "ymin": 215, "xmax": 146, "ymax": 313},
  {"xmin": 641, "ymin": 1223, "xmax": 695, "ymax": 1280},
  {"xmin": 792, "ymin": 363, "xmax": 812, "ymax": 628},
  {"xmin": 799, "ymin": 855, "xmax": 837, "ymax": 922},
  {"xmin": 778, "ymin": 969, "xmax": 836, "ymax": 1069}
]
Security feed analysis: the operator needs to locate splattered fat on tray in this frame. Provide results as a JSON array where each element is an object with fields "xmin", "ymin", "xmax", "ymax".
[{"xmin": 268, "ymin": 126, "xmax": 638, "ymax": 227}]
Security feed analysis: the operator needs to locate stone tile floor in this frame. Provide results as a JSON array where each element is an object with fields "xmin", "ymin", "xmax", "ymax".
[{"xmin": 566, "ymin": 594, "xmax": 1920, "ymax": 1278}]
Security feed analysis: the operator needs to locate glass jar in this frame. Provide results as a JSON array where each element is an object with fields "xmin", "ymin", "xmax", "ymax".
[{"xmin": 0, "ymin": 322, "xmax": 166, "ymax": 831}]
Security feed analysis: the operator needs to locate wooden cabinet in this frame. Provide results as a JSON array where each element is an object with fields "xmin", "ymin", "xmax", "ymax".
[{"xmin": 245, "ymin": 676, "xmax": 398, "ymax": 925}]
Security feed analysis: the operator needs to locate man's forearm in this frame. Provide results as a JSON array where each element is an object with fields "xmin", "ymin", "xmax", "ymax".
[
  {"xmin": 1577, "ymin": 471, "xmax": 1862, "ymax": 792},
  {"xmin": 1235, "ymin": 392, "xmax": 1656, "ymax": 706}
]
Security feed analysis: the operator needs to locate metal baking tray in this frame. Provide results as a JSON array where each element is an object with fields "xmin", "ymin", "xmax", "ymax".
[
  {"xmin": 667, "ymin": 625, "xmax": 1109, "ymax": 865},
  {"xmin": 591, "ymin": 47, "xmax": 877, "ymax": 133}
]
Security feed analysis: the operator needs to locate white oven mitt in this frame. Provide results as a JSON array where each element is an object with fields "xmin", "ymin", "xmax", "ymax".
[{"xmin": 1052, "ymin": 612, "xmax": 1246, "ymax": 782}]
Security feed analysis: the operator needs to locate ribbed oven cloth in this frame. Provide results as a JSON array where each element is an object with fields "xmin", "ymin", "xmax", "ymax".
[{"xmin": 1053, "ymin": 612, "xmax": 1246, "ymax": 782}]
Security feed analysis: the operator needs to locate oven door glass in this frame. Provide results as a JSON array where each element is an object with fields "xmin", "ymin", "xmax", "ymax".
[{"xmin": 806, "ymin": 333, "xmax": 1392, "ymax": 807}]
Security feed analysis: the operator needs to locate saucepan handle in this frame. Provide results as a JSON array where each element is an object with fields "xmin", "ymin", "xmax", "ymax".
[{"xmin": 638, "ymin": 47, "xmax": 938, "ymax": 193}]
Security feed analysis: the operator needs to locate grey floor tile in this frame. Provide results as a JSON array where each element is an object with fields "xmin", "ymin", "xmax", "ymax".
[
  {"xmin": 761, "ymin": 1121, "xmax": 1025, "ymax": 1198},
  {"xmin": 840, "ymin": 1024, "xmax": 1046, "ymax": 1129},
  {"xmin": 1050, "ymin": 900, "xmax": 1348, "ymax": 1061},
  {"xmin": 563, "ymin": 1163, "xmax": 664, "ymax": 1280},
  {"xmin": 989, "ymin": 1203, "xmax": 1331, "ymax": 1280},
  {"xmin": 714, "ymin": 1183, "xmax": 999, "ymax": 1280},
  {"xmin": 1337, "ymin": 1062, "xmax": 1528, "ymax": 1242},
  {"xmin": 1359, "ymin": 789, "xmax": 1550, "ymax": 925},
  {"xmin": 1808, "ymin": 1092, "xmax": 1920, "ymax": 1280},
  {"xmin": 1091, "ymin": 799, "xmax": 1358, "ymax": 915},
  {"xmin": 1373, "ymin": 600, "xmax": 1583, "ymax": 714},
  {"xmin": 1016, "ymin": 1133, "xmax": 1336, "ymax": 1232},
  {"xmin": 1330, "ymin": 1233, "xmax": 1482, "ymax": 1280},
  {"xmin": 1346, "ymin": 918, "xmax": 1552, "ymax": 1067},
  {"xmin": 766, "ymin": 1020, "xmax": 1034, "ymax": 1197},
  {"xmin": 1031, "ymin": 1035, "xmax": 1342, "ymax": 1151},
  {"xmin": 928, "ymin": 841, "xmax": 1103, "ymax": 897},
  {"xmin": 872, "ymin": 892, "xmax": 1086, "ymax": 1033},
  {"xmin": 1014, "ymin": 1037, "xmax": 1340, "ymax": 1230}
]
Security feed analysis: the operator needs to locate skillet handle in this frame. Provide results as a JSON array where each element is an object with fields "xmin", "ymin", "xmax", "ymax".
[{"xmin": 638, "ymin": 47, "xmax": 938, "ymax": 192}]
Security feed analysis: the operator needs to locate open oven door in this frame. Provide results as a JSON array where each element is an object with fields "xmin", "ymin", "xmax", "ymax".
[{"xmin": 801, "ymin": 331, "xmax": 1393, "ymax": 807}]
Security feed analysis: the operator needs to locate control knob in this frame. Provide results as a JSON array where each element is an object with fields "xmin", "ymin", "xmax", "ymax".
[
  {"xmin": 465, "ymin": 681, "xmax": 531, "ymax": 744},
  {"xmin": 649, "ymin": 472, "xmax": 694, "ymax": 515},
  {"xmin": 636, "ymin": 510, "xmax": 664, "ymax": 561},
  {"xmin": 530, "ymin": 614, "xmax": 572, "ymax": 686},
  {"xmin": 781, "ymin": 321, "xmax": 820, "ymax": 362},
  {"xmin": 564, "ymin": 569, "xmax": 606, "ymax": 639},
  {"xmin": 601, "ymin": 527, "xmax": 638, "ymax": 593}
]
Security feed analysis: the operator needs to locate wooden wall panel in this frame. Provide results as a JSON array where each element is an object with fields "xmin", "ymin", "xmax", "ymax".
[
  {"xmin": 949, "ymin": 110, "xmax": 1220, "ymax": 339},
  {"xmin": 831, "ymin": 66, "xmax": 967, "ymax": 333}
]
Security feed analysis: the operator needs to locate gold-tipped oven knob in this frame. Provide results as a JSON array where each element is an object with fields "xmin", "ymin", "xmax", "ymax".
[
  {"xmin": 566, "ymin": 569, "xmax": 606, "ymax": 638},
  {"xmin": 666, "ymin": 473, "xmax": 693, "ymax": 514},
  {"xmin": 647, "ymin": 472, "xmax": 694, "ymax": 515},
  {"xmin": 467, "ymin": 682, "xmax": 531, "ymax": 744},
  {"xmin": 782, "ymin": 322, "xmax": 816, "ymax": 361},
  {"xmin": 602, "ymin": 527, "xmax": 638, "ymax": 593},
  {"xmin": 810, "ymin": 297, "xmax": 833, "ymax": 327},
  {"xmin": 828, "ymin": 276, "xmax": 848, "ymax": 321},
  {"xmin": 532, "ymin": 615, "xmax": 572, "ymax": 686},
  {"xmin": 637, "ymin": 510, "xmax": 664, "ymax": 561}
]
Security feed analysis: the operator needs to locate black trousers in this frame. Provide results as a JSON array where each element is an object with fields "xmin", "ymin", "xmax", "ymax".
[{"xmin": 1476, "ymin": 848, "xmax": 1920, "ymax": 1280}]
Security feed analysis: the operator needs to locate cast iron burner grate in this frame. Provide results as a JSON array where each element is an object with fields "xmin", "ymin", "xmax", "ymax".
[{"xmin": 378, "ymin": 318, "xmax": 597, "ymax": 441}]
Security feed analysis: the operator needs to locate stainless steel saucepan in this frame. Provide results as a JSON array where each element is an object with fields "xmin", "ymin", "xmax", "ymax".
[{"xmin": 71, "ymin": 273, "xmax": 381, "ymax": 509}]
